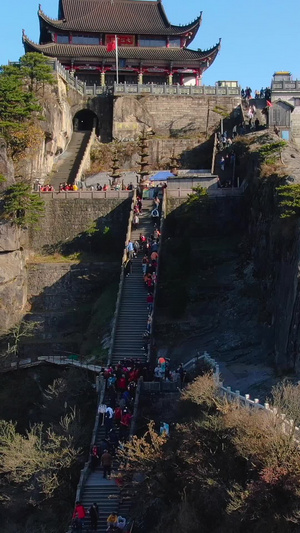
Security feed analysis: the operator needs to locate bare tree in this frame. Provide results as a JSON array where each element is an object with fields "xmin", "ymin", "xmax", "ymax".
[{"xmin": 1, "ymin": 319, "xmax": 41, "ymax": 362}]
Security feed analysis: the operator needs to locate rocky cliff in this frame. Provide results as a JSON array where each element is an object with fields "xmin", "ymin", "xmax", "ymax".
[
  {"xmin": 0, "ymin": 223, "xmax": 28, "ymax": 333},
  {"xmin": 243, "ymin": 132, "xmax": 300, "ymax": 371},
  {"xmin": 14, "ymin": 77, "xmax": 75, "ymax": 183}
]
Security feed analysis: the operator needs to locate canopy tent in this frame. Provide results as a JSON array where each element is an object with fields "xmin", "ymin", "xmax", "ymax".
[{"xmin": 150, "ymin": 171, "xmax": 174, "ymax": 182}]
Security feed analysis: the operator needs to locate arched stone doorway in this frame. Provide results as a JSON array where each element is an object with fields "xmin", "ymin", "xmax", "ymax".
[{"xmin": 73, "ymin": 109, "xmax": 98, "ymax": 132}]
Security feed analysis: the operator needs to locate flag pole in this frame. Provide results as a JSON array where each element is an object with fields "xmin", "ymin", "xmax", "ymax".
[{"xmin": 115, "ymin": 34, "xmax": 119, "ymax": 85}]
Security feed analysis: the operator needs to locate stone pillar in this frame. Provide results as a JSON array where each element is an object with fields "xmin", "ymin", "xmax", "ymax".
[
  {"xmin": 70, "ymin": 69, "xmax": 75, "ymax": 77},
  {"xmin": 100, "ymin": 70, "xmax": 105, "ymax": 86},
  {"xmin": 138, "ymin": 71, "xmax": 143, "ymax": 84},
  {"xmin": 168, "ymin": 72, "xmax": 173, "ymax": 85}
]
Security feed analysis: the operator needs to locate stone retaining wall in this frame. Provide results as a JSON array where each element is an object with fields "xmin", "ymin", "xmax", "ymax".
[
  {"xmin": 29, "ymin": 198, "xmax": 131, "ymax": 252},
  {"xmin": 113, "ymin": 94, "xmax": 241, "ymax": 141}
]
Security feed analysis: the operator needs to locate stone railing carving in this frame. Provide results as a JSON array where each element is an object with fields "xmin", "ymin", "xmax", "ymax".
[
  {"xmin": 272, "ymin": 80, "xmax": 300, "ymax": 91},
  {"xmin": 38, "ymin": 190, "xmax": 134, "ymax": 199},
  {"xmin": 113, "ymin": 82, "xmax": 241, "ymax": 97}
]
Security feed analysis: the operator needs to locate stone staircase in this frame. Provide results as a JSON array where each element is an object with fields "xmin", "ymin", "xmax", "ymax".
[
  {"xmin": 242, "ymin": 98, "xmax": 267, "ymax": 129},
  {"xmin": 51, "ymin": 131, "xmax": 91, "ymax": 190},
  {"xmin": 111, "ymin": 199, "xmax": 154, "ymax": 366},
  {"xmin": 80, "ymin": 412, "xmax": 131, "ymax": 532}
]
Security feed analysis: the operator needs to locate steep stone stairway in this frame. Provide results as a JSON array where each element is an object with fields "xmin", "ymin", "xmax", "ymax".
[
  {"xmin": 242, "ymin": 98, "xmax": 267, "ymax": 129},
  {"xmin": 80, "ymin": 411, "xmax": 131, "ymax": 531},
  {"xmin": 51, "ymin": 131, "xmax": 91, "ymax": 190},
  {"xmin": 111, "ymin": 199, "xmax": 154, "ymax": 366}
]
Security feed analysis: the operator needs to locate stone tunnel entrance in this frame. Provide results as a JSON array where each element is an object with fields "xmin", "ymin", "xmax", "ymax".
[{"xmin": 73, "ymin": 109, "xmax": 98, "ymax": 132}]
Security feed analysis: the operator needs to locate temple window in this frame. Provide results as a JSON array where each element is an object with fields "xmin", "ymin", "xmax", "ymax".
[
  {"xmin": 57, "ymin": 34, "xmax": 69, "ymax": 44},
  {"xmin": 139, "ymin": 37, "xmax": 166, "ymax": 47},
  {"xmin": 72, "ymin": 35, "xmax": 100, "ymax": 45},
  {"xmin": 168, "ymin": 37, "xmax": 181, "ymax": 48}
]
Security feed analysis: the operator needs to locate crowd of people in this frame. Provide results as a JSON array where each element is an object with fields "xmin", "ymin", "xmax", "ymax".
[
  {"xmin": 72, "ymin": 501, "xmax": 127, "ymax": 532},
  {"xmin": 241, "ymin": 86, "xmax": 271, "ymax": 101},
  {"xmin": 71, "ymin": 191, "xmax": 190, "ymax": 532}
]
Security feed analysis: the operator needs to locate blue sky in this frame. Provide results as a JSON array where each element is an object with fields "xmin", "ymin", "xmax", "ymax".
[{"xmin": 1, "ymin": 0, "xmax": 300, "ymax": 90}]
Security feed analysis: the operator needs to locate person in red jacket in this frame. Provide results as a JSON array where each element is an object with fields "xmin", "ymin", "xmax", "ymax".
[
  {"xmin": 117, "ymin": 374, "xmax": 127, "ymax": 392},
  {"xmin": 72, "ymin": 501, "xmax": 86, "ymax": 531}
]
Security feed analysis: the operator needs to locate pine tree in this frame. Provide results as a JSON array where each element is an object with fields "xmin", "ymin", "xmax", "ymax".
[
  {"xmin": 20, "ymin": 52, "xmax": 55, "ymax": 93},
  {"xmin": 0, "ymin": 67, "xmax": 41, "ymax": 129},
  {"xmin": 1, "ymin": 182, "xmax": 45, "ymax": 228}
]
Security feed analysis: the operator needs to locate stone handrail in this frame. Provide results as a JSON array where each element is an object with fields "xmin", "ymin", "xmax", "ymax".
[
  {"xmin": 75, "ymin": 127, "xmax": 96, "ymax": 185},
  {"xmin": 0, "ymin": 355, "xmax": 106, "ymax": 374},
  {"xmin": 272, "ymin": 80, "xmax": 300, "ymax": 91},
  {"xmin": 211, "ymin": 133, "xmax": 218, "ymax": 175},
  {"xmin": 75, "ymin": 376, "xmax": 106, "ymax": 501},
  {"xmin": 141, "ymin": 380, "xmax": 179, "ymax": 392},
  {"xmin": 129, "ymin": 376, "xmax": 143, "ymax": 438},
  {"xmin": 167, "ymin": 188, "xmax": 245, "ymax": 198},
  {"xmin": 187, "ymin": 352, "xmax": 300, "ymax": 442},
  {"xmin": 114, "ymin": 82, "xmax": 241, "ymax": 97},
  {"xmin": 38, "ymin": 190, "xmax": 134, "ymax": 199},
  {"xmin": 150, "ymin": 188, "xmax": 166, "ymax": 360},
  {"xmin": 107, "ymin": 189, "xmax": 137, "ymax": 365}
]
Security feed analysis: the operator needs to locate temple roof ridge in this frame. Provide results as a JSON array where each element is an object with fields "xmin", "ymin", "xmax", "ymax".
[
  {"xmin": 198, "ymin": 37, "xmax": 221, "ymax": 52},
  {"xmin": 37, "ymin": 0, "xmax": 203, "ymax": 37},
  {"xmin": 23, "ymin": 33, "xmax": 221, "ymax": 64}
]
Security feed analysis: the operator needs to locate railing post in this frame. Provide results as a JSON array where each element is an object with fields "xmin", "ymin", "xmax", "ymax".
[
  {"xmin": 177, "ymin": 84, "xmax": 180, "ymax": 95},
  {"xmin": 150, "ymin": 82, "xmax": 154, "ymax": 94}
]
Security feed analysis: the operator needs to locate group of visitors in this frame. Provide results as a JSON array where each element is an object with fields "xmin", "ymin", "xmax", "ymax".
[
  {"xmin": 254, "ymin": 87, "xmax": 271, "ymax": 100},
  {"xmin": 39, "ymin": 184, "xmax": 54, "ymax": 192},
  {"xmin": 72, "ymin": 500, "xmax": 127, "ymax": 531},
  {"xmin": 154, "ymin": 359, "xmax": 187, "ymax": 385},
  {"xmin": 241, "ymin": 86, "xmax": 271, "ymax": 102},
  {"xmin": 241, "ymin": 86, "xmax": 252, "ymax": 99},
  {"xmin": 216, "ymin": 130, "xmax": 233, "ymax": 151},
  {"xmin": 95, "ymin": 183, "xmax": 109, "ymax": 191},
  {"xmin": 58, "ymin": 182, "xmax": 79, "ymax": 191}
]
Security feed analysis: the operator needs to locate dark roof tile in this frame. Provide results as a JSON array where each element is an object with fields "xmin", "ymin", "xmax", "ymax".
[
  {"xmin": 39, "ymin": 0, "xmax": 202, "ymax": 36},
  {"xmin": 23, "ymin": 38, "xmax": 220, "ymax": 64}
]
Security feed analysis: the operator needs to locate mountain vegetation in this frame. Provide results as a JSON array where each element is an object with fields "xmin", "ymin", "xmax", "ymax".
[
  {"xmin": 0, "ymin": 52, "xmax": 55, "ymax": 161},
  {"xmin": 119, "ymin": 374, "xmax": 300, "ymax": 533}
]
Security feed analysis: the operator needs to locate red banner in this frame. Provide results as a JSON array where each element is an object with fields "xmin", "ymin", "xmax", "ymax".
[{"xmin": 106, "ymin": 34, "xmax": 134, "ymax": 47}]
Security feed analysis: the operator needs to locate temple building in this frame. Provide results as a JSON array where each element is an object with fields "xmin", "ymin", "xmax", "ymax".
[{"xmin": 23, "ymin": 0, "xmax": 221, "ymax": 86}]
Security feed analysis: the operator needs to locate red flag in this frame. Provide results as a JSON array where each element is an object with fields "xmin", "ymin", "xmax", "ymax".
[
  {"xmin": 266, "ymin": 100, "xmax": 273, "ymax": 107},
  {"xmin": 107, "ymin": 40, "xmax": 116, "ymax": 52}
]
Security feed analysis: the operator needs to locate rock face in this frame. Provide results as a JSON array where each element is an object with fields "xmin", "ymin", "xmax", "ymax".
[
  {"xmin": 0, "ymin": 223, "xmax": 27, "ymax": 334},
  {"xmin": 0, "ymin": 138, "xmax": 14, "ymax": 190},
  {"xmin": 15, "ymin": 77, "xmax": 75, "ymax": 182},
  {"xmin": 0, "ymin": 223, "xmax": 21, "ymax": 252},
  {"xmin": 236, "ymin": 133, "xmax": 300, "ymax": 371}
]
